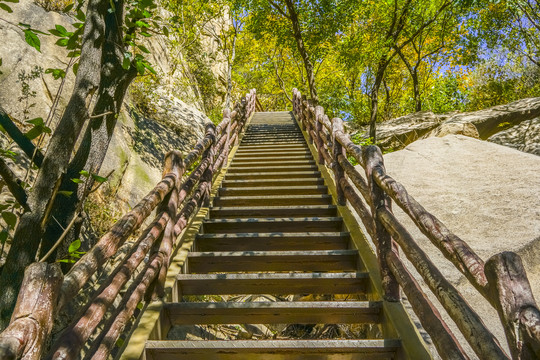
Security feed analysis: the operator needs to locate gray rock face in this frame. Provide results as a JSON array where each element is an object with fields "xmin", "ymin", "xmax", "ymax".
[
  {"xmin": 0, "ymin": 0, "xmax": 217, "ymax": 212},
  {"xmin": 358, "ymin": 97, "xmax": 540, "ymax": 156},
  {"xmin": 100, "ymin": 88, "xmax": 210, "ymax": 210},
  {"xmin": 383, "ymin": 135, "xmax": 540, "ymax": 357},
  {"xmin": 488, "ymin": 117, "xmax": 540, "ymax": 156},
  {"xmin": 0, "ymin": 0, "xmax": 76, "ymax": 122}
]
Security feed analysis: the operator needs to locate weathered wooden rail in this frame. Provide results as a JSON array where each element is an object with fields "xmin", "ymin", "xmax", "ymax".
[
  {"xmin": 0, "ymin": 90, "xmax": 256, "ymax": 360},
  {"xmin": 292, "ymin": 88, "xmax": 540, "ymax": 360}
]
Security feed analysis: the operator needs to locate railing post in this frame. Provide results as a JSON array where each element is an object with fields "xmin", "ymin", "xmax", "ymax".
[
  {"xmin": 332, "ymin": 118, "xmax": 346, "ymax": 206},
  {"xmin": 363, "ymin": 145, "xmax": 400, "ymax": 302},
  {"xmin": 201, "ymin": 124, "xmax": 216, "ymax": 207},
  {"xmin": 223, "ymin": 109, "xmax": 231, "ymax": 168},
  {"xmin": 315, "ymin": 106, "xmax": 324, "ymax": 165},
  {"xmin": 0, "ymin": 263, "xmax": 63, "ymax": 360},
  {"xmin": 301, "ymin": 95, "xmax": 308, "ymax": 131}
]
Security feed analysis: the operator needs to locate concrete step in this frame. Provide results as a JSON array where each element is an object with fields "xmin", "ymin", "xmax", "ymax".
[
  {"xmin": 186, "ymin": 250, "xmax": 359, "ymax": 273},
  {"xmin": 202, "ymin": 217, "xmax": 343, "ymax": 233},
  {"xmin": 212, "ymin": 194, "xmax": 333, "ymax": 207},
  {"xmin": 209, "ymin": 205, "xmax": 337, "ymax": 218},
  {"xmin": 175, "ymin": 272, "xmax": 369, "ymax": 297},
  {"xmin": 161, "ymin": 301, "xmax": 382, "ymax": 325},
  {"xmin": 218, "ymin": 186, "xmax": 327, "ymax": 197},
  {"xmin": 194, "ymin": 232, "xmax": 350, "ymax": 252}
]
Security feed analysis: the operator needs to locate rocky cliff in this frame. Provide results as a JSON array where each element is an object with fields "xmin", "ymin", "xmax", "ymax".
[{"xmin": 0, "ymin": 0, "xmax": 227, "ymax": 215}]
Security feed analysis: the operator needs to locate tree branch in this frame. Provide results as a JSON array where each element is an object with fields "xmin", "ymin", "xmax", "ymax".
[
  {"xmin": 0, "ymin": 157, "xmax": 30, "ymax": 212},
  {"xmin": 267, "ymin": 0, "xmax": 290, "ymax": 19},
  {"xmin": 0, "ymin": 107, "xmax": 44, "ymax": 168}
]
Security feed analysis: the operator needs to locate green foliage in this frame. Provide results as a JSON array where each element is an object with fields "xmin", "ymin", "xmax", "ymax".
[{"xmin": 57, "ymin": 239, "xmax": 85, "ymax": 263}]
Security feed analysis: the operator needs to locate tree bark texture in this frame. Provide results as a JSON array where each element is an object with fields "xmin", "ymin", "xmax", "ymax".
[
  {"xmin": 0, "ymin": 263, "xmax": 62, "ymax": 360},
  {"xmin": 0, "ymin": 0, "xmax": 108, "ymax": 329},
  {"xmin": 283, "ymin": 0, "xmax": 318, "ymax": 103}
]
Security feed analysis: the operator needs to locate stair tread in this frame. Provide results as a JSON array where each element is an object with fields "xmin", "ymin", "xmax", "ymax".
[{"xmin": 203, "ymin": 216, "xmax": 341, "ymax": 223}]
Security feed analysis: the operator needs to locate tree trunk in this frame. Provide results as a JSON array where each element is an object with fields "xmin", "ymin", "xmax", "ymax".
[
  {"xmin": 39, "ymin": 0, "xmax": 137, "ymax": 261},
  {"xmin": 412, "ymin": 67, "xmax": 421, "ymax": 112},
  {"xmin": 225, "ymin": 26, "xmax": 237, "ymax": 109},
  {"xmin": 0, "ymin": 0, "xmax": 108, "ymax": 329},
  {"xmin": 283, "ymin": 0, "xmax": 318, "ymax": 103},
  {"xmin": 369, "ymin": 61, "xmax": 386, "ymax": 142}
]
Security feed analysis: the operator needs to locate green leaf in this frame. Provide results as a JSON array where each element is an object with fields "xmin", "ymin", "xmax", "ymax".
[
  {"xmin": 45, "ymin": 68, "xmax": 66, "ymax": 79},
  {"xmin": 2, "ymin": 211, "xmax": 17, "ymax": 228},
  {"xmin": 55, "ymin": 38, "xmax": 69, "ymax": 47},
  {"xmin": 122, "ymin": 56, "xmax": 131, "ymax": 70},
  {"xmin": 49, "ymin": 29, "xmax": 63, "ymax": 37},
  {"xmin": 162, "ymin": 26, "xmax": 169, "ymax": 37},
  {"xmin": 91, "ymin": 174, "xmax": 108, "ymax": 183},
  {"xmin": 26, "ymin": 117, "xmax": 44, "ymax": 126},
  {"xmin": 0, "ymin": 230, "xmax": 8, "ymax": 244},
  {"xmin": 58, "ymin": 190, "xmax": 73, "ymax": 197},
  {"xmin": 135, "ymin": 20, "xmax": 149, "ymax": 28},
  {"xmin": 71, "ymin": 178, "xmax": 84, "ymax": 184},
  {"xmin": 109, "ymin": 0, "xmax": 115, "ymax": 12},
  {"xmin": 18, "ymin": 22, "xmax": 31, "ymax": 29},
  {"xmin": 3, "ymin": 0, "xmax": 20, "ymax": 3},
  {"xmin": 67, "ymin": 50, "xmax": 80, "ymax": 58},
  {"xmin": 68, "ymin": 239, "xmax": 81, "ymax": 253},
  {"xmin": 63, "ymin": 3, "xmax": 74, "ymax": 12},
  {"xmin": 55, "ymin": 24, "xmax": 69, "ymax": 36},
  {"xmin": 23, "ymin": 29, "xmax": 41, "ymax": 52},
  {"xmin": 57, "ymin": 258, "xmax": 76, "ymax": 263},
  {"xmin": 73, "ymin": 22, "xmax": 84, "ymax": 28},
  {"xmin": 79, "ymin": 170, "xmax": 90, "ymax": 176},
  {"xmin": 0, "ymin": 3, "xmax": 13, "ymax": 12},
  {"xmin": 137, "ymin": 45, "xmax": 150, "ymax": 53},
  {"xmin": 25, "ymin": 126, "xmax": 44, "ymax": 140},
  {"xmin": 140, "ymin": 31, "xmax": 151, "ymax": 37},
  {"xmin": 72, "ymin": 62, "xmax": 79, "ymax": 75},
  {"xmin": 136, "ymin": 61, "xmax": 145, "ymax": 75},
  {"xmin": 142, "ymin": 61, "xmax": 156, "ymax": 75},
  {"xmin": 75, "ymin": 8, "xmax": 85, "ymax": 21}
]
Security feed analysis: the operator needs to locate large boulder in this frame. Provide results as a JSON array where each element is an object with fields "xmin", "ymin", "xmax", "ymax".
[
  {"xmin": 356, "ymin": 97, "xmax": 540, "ymax": 156},
  {"xmin": 488, "ymin": 117, "xmax": 540, "ymax": 156},
  {"xmin": 383, "ymin": 135, "xmax": 540, "ymax": 356}
]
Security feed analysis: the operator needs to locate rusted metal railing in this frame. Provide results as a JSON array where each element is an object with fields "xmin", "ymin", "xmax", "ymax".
[
  {"xmin": 0, "ymin": 90, "xmax": 257, "ymax": 360},
  {"xmin": 292, "ymin": 88, "xmax": 540, "ymax": 360}
]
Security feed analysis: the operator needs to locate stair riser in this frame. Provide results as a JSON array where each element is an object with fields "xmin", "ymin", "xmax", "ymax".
[
  {"xmin": 230, "ymin": 161, "xmax": 315, "ymax": 167},
  {"xmin": 176, "ymin": 277, "xmax": 367, "ymax": 297},
  {"xmin": 202, "ymin": 220, "xmax": 343, "ymax": 233},
  {"xmin": 194, "ymin": 235, "xmax": 350, "ymax": 252},
  {"xmin": 227, "ymin": 166, "xmax": 318, "ymax": 174},
  {"xmin": 209, "ymin": 207, "xmax": 337, "ymax": 218},
  {"xmin": 225, "ymin": 172, "xmax": 321, "ymax": 180},
  {"xmin": 162, "ymin": 303, "xmax": 381, "ymax": 325},
  {"xmin": 218, "ymin": 187, "xmax": 327, "ymax": 196},
  {"xmin": 186, "ymin": 255, "xmax": 358, "ymax": 273},
  {"xmin": 213, "ymin": 196, "xmax": 332, "ymax": 207},
  {"xmin": 221, "ymin": 179, "xmax": 324, "ymax": 187}
]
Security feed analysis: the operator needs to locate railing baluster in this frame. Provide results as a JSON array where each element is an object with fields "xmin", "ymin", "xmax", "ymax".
[
  {"xmin": 363, "ymin": 145, "xmax": 400, "ymax": 302},
  {"xmin": 332, "ymin": 118, "xmax": 346, "ymax": 206}
]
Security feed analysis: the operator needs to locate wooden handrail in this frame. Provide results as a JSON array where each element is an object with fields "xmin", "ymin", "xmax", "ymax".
[
  {"xmin": 0, "ymin": 90, "xmax": 257, "ymax": 360},
  {"xmin": 292, "ymin": 88, "xmax": 540, "ymax": 360}
]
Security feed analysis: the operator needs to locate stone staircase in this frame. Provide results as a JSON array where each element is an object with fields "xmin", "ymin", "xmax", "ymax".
[{"xmin": 143, "ymin": 112, "xmax": 402, "ymax": 359}]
